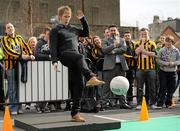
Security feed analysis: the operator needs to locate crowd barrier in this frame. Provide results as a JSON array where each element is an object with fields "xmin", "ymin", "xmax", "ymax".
[
  {"xmin": 1, "ymin": 60, "xmax": 68, "ymax": 104},
  {"xmin": 0, "ymin": 59, "xmax": 179, "ymax": 106},
  {"xmin": 19, "ymin": 61, "xmax": 69, "ymax": 103}
]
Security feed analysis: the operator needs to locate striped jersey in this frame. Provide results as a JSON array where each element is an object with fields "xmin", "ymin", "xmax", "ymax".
[
  {"xmin": 124, "ymin": 41, "xmax": 136, "ymax": 68},
  {"xmin": 2, "ymin": 34, "xmax": 32, "ymax": 69},
  {"xmin": 134, "ymin": 40, "xmax": 156, "ymax": 70}
]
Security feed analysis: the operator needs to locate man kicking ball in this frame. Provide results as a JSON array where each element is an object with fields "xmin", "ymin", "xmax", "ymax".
[{"xmin": 50, "ymin": 6, "xmax": 105, "ymax": 122}]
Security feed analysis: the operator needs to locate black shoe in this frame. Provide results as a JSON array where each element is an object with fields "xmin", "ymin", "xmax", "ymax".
[{"xmin": 120, "ymin": 104, "xmax": 132, "ymax": 109}]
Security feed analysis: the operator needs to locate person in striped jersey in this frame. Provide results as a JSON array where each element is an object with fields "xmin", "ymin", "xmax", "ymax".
[
  {"xmin": 123, "ymin": 31, "xmax": 137, "ymax": 106},
  {"xmin": 135, "ymin": 28, "xmax": 160, "ymax": 110},
  {"xmin": 1, "ymin": 23, "xmax": 35, "ymax": 114}
]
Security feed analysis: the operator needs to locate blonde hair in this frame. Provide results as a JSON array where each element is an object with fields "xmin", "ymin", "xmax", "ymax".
[
  {"xmin": 27, "ymin": 37, "xmax": 37, "ymax": 51},
  {"xmin": 57, "ymin": 6, "xmax": 71, "ymax": 17},
  {"xmin": 28, "ymin": 37, "xmax": 37, "ymax": 44}
]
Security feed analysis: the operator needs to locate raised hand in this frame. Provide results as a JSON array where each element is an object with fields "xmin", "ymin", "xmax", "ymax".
[{"xmin": 76, "ymin": 10, "xmax": 84, "ymax": 19}]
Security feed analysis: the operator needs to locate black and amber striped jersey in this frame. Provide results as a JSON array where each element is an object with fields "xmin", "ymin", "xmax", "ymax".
[
  {"xmin": 92, "ymin": 47, "xmax": 104, "ymax": 60},
  {"xmin": 124, "ymin": 41, "xmax": 137, "ymax": 69},
  {"xmin": 2, "ymin": 34, "xmax": 32, "ymax": 69},
  {"xmin": 134, "ymin": 40, "xmax": 156, "ymax": 70}
]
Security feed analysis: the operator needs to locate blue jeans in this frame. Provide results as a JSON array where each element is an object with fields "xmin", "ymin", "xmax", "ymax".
[{"xmin": 6, "ymin": 68, "xmax": 22, "ymax": 112}]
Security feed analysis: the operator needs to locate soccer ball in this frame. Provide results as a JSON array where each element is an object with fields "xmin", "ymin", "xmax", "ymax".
[{"xmin": 110, "ymin": 76, "xmax": 129, "ymax": 96}]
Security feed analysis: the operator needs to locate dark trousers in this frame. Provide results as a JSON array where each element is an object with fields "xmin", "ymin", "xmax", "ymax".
[
  {"xmin": 157, "ymin": 70, "xmax": 176, "ymax": 106},
  {"xmin": 126, "ymin": 69, "xmax": 135, "ymax": 102},
  {"xmin": 60, "ymin": 51, "xmax": 93, "ymax": 81},
  {"xmin": 59, "ymin": 51, "xmax": 93, "ymax": 116},
  {"xmin": 136, "ymin": 70, "xmax": 156, "ymax": 105}
]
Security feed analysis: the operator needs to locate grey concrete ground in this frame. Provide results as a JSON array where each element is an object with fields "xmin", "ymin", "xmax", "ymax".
[{"xmin": 0, "ymin": 98, "xmax": 180, "ymax": 131}]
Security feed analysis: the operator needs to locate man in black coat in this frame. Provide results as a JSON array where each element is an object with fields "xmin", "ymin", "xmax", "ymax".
[{"xmin": 50, "ymin": 6, "xmax": 104, "ymax": 122}]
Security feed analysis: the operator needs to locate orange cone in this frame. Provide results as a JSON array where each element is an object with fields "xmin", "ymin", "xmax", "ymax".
[
  {"xmin": 139, "ymin": 96, "xmax": 149, "ymax": 121},
  {"xmin": 172, "ymin": 97, "xmax": 175, "ymax": 108},
  {"xmin": 2, "ymin": 106, "xmax": 14, "ymax": 131}
]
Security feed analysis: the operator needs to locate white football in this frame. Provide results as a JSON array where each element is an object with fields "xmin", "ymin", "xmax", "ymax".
[{"xmin": 110, "ymin": 76, "xmax": 129, "ymax": 96}]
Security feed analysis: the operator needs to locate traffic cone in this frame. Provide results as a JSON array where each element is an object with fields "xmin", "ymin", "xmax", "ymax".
[
  {"xmin": 172, "ymin": 97, "xmax": 175, "ymax": 108},
  {"xmin": 2, "ymin": 106, "xmax": 14, "ymax": 131},
  {"xmin": 139, "ymin": 96, "xmax": 149, "ymax": 121}
]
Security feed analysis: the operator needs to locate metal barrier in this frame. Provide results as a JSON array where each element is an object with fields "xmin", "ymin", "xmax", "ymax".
[
  {"xmin": 1, "ymin": 60, "xmax": 68, "ymax": 104},
  {"xmin": 19, "ymin": 61, "xmax": 68, "ymax": 103}
]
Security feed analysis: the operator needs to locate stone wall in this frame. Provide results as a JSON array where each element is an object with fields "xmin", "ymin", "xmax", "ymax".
[{"xmin": 0, "ymin": 0, "xmax": 120, "ymax": 39}]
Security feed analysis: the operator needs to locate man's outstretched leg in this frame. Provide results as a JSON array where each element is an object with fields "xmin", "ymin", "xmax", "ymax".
[{"xmin": 61, "ymin": 51, "xmax": 105, "ymax": 87}]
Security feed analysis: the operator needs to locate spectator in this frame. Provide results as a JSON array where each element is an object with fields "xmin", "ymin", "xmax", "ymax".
[
  {"xmin": 35, "ymin": 29, "xmax": 52, "ymax": 113},
  {"xmin": 102, "ymin": 28, "xmax": 110, "ymax": 43},
  {"xmin": 1, "ymin": 23, "xmax": 35, "ymax": 115},
  {"xmin": 102, "ymin": 25, "xmax": 131, "ymax": 109},
  {"xmin": 27, "ymin": 36, "xmax": 37, "ymax": 55},
  {"xmin": 91, "ymin": 35, "xmax": 104, "ymax": 66},
  {"xmin": 123, "ymin": 31, "xmax": 137, "ymax": 106},
  {"xmin": 35, "ymin": 28, "xmax": 51, "ymax": 61},
  {"xmin": 157, "ymin": 35, "xmax": 180, "ymax": 108},
  {"xmin": 24, "ymin": 36, "xmax": 37, "ymax": 110},
  {"xmin": 134, "ymin": 28, "xmax": 159, "ymax": 110}
]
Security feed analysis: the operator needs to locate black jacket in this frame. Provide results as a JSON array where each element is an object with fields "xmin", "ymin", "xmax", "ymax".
[
  {"xmin": 50, "ymin": 17, "xmax": 89, "ymax": 64},
  {"xmin": 35, "ymin": 38, "xmax": 51, "ymax": 61}
]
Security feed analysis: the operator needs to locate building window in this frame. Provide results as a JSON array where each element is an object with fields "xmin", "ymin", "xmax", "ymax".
[{"xmin": 92, "ymin": 7, "xmax": 99, "ymax": 25}]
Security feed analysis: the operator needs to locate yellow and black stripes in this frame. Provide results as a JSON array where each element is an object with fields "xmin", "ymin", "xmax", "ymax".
[
  {"xmin": 2, "ymin": 34, "xmax": 32, "ymax": 69},
  {"xmin": 2, "ymin": 36, "xmax": 21, "ymax": 58},
  {"xmin": 135, "ymin": 40, "xmax": 156, "ymax": 70},
  {"xmin": 91, "ymin": 47, "xmax": 104, "ymax": 60},
  {"xmin": 124, "ymin": 42, "xmax": 136, "ymax": 68}
]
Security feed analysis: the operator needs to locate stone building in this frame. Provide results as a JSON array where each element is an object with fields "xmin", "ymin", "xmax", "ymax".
[
  {"xmin": 149, "ymin": 15, "xmax": 180, "ymax": 40},
  {"xmin": 0, "ymin": 0, "xmax": 121, "ymax": 39}
]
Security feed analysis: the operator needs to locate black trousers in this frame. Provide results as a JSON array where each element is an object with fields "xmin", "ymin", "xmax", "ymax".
[
  {"xmin": 157, "ymin": 70, "xmax": 176, "ymax": 106},
  {"xmin": 59, "ymin": 51, "xmax": 93, "ymax": 116},
  {"xmin": 126, "ymin": 69, "xmax": 135, "ymax": 102}
]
